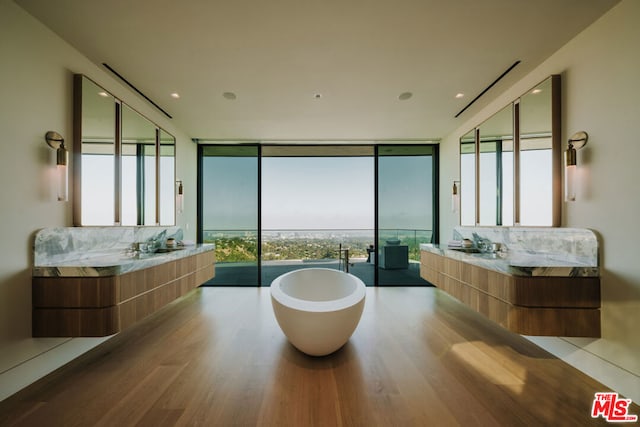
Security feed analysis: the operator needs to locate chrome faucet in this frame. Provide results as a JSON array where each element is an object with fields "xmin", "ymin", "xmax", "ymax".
[{"xmin": 472, "ymin": 233, "xmax": 492, "ymax": 253}]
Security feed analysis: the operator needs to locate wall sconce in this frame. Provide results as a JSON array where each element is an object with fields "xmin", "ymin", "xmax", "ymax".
[
  {"xmin": 565, "ymin": 131, "xmax": 588, "ymax": 202},
  {"xmin": 452, "ymin": 181, "xmax": 460, "ymax": 213},
  {"xmin": 176, "ymin": 180, "xmax": 184, "ymax": 213},
  {"xmin": 45, "ymin": 131, "xmax": 68, "ymax": 202}
]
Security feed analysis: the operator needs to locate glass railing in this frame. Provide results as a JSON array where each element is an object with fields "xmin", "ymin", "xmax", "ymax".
[
  {"xmin": 202, "ymin": 229, "xmax": 432, "ymax": 264},
  {"xmin": 262, "ymin": 229, "xmax": 374, "ymax": 262},
  {"xmin": 202, "ymin": 229, "xmax": 258, "ymax": 263}
]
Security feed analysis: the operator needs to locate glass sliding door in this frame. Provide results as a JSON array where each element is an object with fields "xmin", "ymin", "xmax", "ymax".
[
  {"xmin": 198, "ymin": 143, "xmax": 437, "ymax": 287},
  {"xmin": 377, "ymin": 145, "xmax": 436, "ymax": 286},
  {"xmin": 200, "ymin": 145, "xmax": 259, "ymax": 286},
  {"xmin": 260, "ymin": 146, "xmax": 375, "ymax": 286}
]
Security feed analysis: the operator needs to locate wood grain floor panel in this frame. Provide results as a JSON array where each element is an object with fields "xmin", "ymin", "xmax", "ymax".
[{"xmin": 1, "ymin": 287, "xmax": 634, "ymax": 426}]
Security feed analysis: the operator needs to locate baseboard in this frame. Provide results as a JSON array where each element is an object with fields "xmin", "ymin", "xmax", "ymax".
[
  {"xmin": 0, "ymin": 337, "xmax": 108, "ymax": 402},
  {"xmin": 525, "ymin": 336, "xmax": 640, "ymax": 404}
]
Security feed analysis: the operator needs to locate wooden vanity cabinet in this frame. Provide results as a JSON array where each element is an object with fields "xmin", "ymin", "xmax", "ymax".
[
  {"xmin": 33, "ymin": 251, "xmax": 215, "ymax": 337},
  {"xmin": 420, "ymin": 251, "xmax": 600, "ymax": 337}
]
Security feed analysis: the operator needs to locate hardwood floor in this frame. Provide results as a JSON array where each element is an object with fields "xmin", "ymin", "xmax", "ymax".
[{"xmin": 1, "ymin": 287, "xmax": 634, "ymax": 426}]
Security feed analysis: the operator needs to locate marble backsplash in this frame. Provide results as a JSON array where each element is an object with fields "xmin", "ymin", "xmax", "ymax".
[
  {"xmin": 453, "ymin": 226, "xmax": 599, "ymax": 267},
  {"xmin": 34, "ymin": 226, "xmax": 183, "ymax": 266}
]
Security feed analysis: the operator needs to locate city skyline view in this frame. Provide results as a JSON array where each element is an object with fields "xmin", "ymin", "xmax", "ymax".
[{"xmin": 202, "ymin": 151, "xmax": 434, "ymax": 267}]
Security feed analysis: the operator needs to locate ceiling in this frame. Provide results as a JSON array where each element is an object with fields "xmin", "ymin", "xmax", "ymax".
[{"xmin": 16, "ymin": 0, "xmax": 619, "ymax": 141}]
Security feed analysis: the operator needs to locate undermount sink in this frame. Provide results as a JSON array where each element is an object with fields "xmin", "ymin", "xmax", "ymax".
[
  {"xmin": 449, "ymin": 247, "xmax": 503, "ymax": 259},
  {"xmin": 449, "ymin": 247, "xmax": 481, "ymax": 253},
  {"xmin": 154, "ymin": 247, "xmax": 185, "ymax": 253},
  {"xmin": 471, "ymin": 252, "xmax": 501, "ymax": 259}
]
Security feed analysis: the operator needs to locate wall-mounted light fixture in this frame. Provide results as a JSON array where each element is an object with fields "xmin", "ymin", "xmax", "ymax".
[
  {"xmin": 45, "ymin": 131, "xmax": 68, "ymax": 201},
  {"xmin": 176, "ymin": 180, "xmax": 184, "ymax": 213},
  {"xmin": 564, "ymin": 131, "xmax": 588, "ymax": 202},
  {"xmin": 452, "ymin": 180, "xmax": 461, "ymax": 213}
]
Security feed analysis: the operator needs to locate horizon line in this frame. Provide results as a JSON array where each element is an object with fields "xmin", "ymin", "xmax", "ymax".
[{"xmin": 203, "ymin": 228, "xmax": 431, "ymax": 232}]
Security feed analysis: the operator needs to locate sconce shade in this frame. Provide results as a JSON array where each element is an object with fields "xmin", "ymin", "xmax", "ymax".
[
  {"xmin": 564, "ymin": 163, "xmax": 577, "ymax": 202},
  {"xmin": 564, "ymin": 131, "xmax": 588, "ymax": 202},
  {"xmin": 452, "ymin": 181, "xmax": 460, "ymax": 213},
  {"xmin": 45, "ymin": 131, "xmax": 68, "ymax": 202},
  {"xmin": 57, "ymin": 155, "xmax": 69, "ymax": 202},
  {"xmin": 176, "ymin": 180, "xmax": 184, "ymax": 213}
]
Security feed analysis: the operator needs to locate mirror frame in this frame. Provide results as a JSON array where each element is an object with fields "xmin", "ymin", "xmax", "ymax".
[
  {"xmin": 73, "ymin": 74, "xmax": 176, "ymax": 226},
  {"xmin": 460, "ymin": 74, "xmax": 561, "ymax": 227}
]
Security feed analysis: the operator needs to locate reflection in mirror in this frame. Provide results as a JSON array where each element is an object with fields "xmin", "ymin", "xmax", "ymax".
[
  {"xmin": 121, "ymin": 104, "xmax": 157, "ymax": 226},
  {"xmin": 478, "ymin": 104, "xmax": 513, "ymax": 226},
  {"xmin": 80, "ymin": 78, "xmax": 116, "ymax": 225},
  {"xmin": 460, "ymin": 130, "xmax": 476, "ymax": 226},
  {"xmin": 74, "ymin": 74, "xmax": 177, "ymax": 226},
  {"xmin": 458, "ymin": 75, "xmax": 560, "ymax": 228},
  {"xmin": 520, "ymin": 77, "xmax": 553, "ymax": 225},
  {"xmin": 143, "ymin": 141, "xmax": 157, "ymax": 225},
  {"xmin": 159, "ymin": 130, "xmax": 176, "ymax": 226},
  {"xmin": 503, "ymin": 137, "xmax": 514, "ymax": 225}
]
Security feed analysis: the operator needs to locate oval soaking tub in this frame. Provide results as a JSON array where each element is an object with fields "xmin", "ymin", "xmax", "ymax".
[{"xmin": 270, "ymin": 268, "xmax": 366, "ymax": 356}]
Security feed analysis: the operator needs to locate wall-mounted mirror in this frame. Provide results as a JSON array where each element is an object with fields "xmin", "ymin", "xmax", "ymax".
[
  {"xmin": 478, "ymin": 104, "xmax": 514, "ymax": 226},
  {"xmin": 519, "ymin": 77, "xmax": 559, "ymax": 225},
  {"xmin": 77, "ymin": 77, "xmax": 117, "ymax": 226},
  {"xmin": 459, "ymin": 75, "xmax": 560, "ymax": 226},
  {"xmin": 73, "ymin": 74, "xmax": 176, "ymax": 226},
  {"xmin": 121, "ymin": 104, "xmax": 157, "ymax": 226},
  {"xmin": 159, "ymin": 130, "xmax": 176, "ymax": 226},
  {"xmin": 460, "ymin": 129, "xmax": 476, "ymax": 226}
]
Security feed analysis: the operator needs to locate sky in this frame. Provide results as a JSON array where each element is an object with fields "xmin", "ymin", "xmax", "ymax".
[
  {"xmin": 202, "ymin": 155, "xmax": 433, "ymax": 232},
  {"xmin": 262, "ymin": 157, "xmax": 374, "ymax": 229}
]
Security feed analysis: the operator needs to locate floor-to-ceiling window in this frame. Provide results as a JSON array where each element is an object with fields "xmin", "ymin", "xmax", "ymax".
[
  {"xmin": 261, "ymin": 146, "xmax": 374, "ymax": 285},
  {"xmin": 199, "ymin": 145, "xmax": 260, "ymax": 286},
  {"xmin": 199, "ymin": 143, "xmax": 437, "ymax": 286},
  {"xmin": 377, "ymin": 145, "xmax": 436, "ymax": 286}
]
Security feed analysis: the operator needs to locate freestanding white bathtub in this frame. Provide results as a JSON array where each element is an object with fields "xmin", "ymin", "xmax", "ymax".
[{"xmin": 270, "ymin": 268, "xmax": 366, "ymax": 356}]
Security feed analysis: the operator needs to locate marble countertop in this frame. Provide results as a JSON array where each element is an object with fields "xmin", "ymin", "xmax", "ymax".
[
  {"xmin": 420, "ymin": 244, "xmax": 599, "ymax": 277},
  {"xmin": 33, "ymin": 244, "xmax": 215, "ymax": 278}
]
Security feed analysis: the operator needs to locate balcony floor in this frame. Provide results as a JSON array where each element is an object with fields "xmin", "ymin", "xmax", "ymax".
[{"xmin": 204, "ymin": 259, "xmax": 431, "ymax": 286}]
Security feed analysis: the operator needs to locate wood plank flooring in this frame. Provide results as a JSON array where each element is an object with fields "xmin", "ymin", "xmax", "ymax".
[{"xmin": 1, "ymin": 287, "xmax": 635, "ymax": 426}]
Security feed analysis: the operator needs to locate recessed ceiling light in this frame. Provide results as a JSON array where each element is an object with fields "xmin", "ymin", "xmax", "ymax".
[
  {"xmin": 455, "ymin": 93, "xmax": 465, "ymax": 99},
  {"xmin": 223, "ymin": 92, "xmax": 237, "ymax": 100},
  {"xmin": 170, "ymin": 92, "xmax": 180, "ymax": 99},
  {"xmin": 98, "ymin": 91, "xmax": 109, "ymax": 97},
  {"xmin": 531, "ymin": 88, "xmax": 542, "ymax": 94},
  {"xmin": 398, "ymin": 92, "xmax": 413, "ymax": 101}
]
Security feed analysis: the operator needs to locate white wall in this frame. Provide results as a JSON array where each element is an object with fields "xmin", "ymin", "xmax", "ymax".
[
  {"xmin": 0, "ymin": 0, "xmax": 196, "ymax": 401},
  {"xmin": 439, "ymin": 0, "xmax": 640, "ymax": 402}
]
